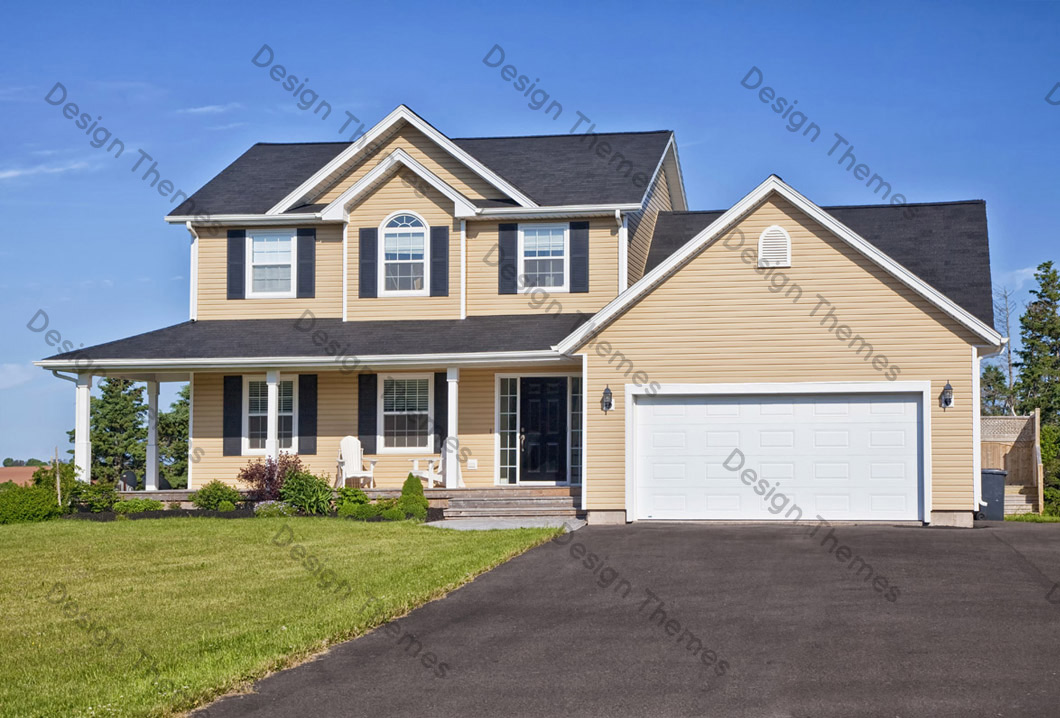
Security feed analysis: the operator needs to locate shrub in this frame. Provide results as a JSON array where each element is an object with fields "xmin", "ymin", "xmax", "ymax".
[
  {"xmin": 395, "ymin": 473, "xmax": 429, "ymax": 521},
  {"xmin": 216, "ymin": 500, "xmax": 236, "ymax": 513},
  {"xmin": 167, "ymin": 501, "xmax": 182, "ymax": 511},
  {"xmin": 1044, "ymin": 487, "xmax": 1060, "ymax": 517},
  {"xmin": 190, "ymin": 480, "xmax": 243, "ymax": 510},
  {"xmin": 32, "ymin": 461, "xmax": 79, "ymax": 513},
  {"xmin": 238, "ymin": 453, "xmax": 306, "ymax": 501},
  {"xmin": 254, "ymin": 500, "xmax": 298, "ymax": 518},
  {"xmin": 345, "ymin": 502, "xmax": 381, "ymax": 520},
  {"xmin": 0, "ymin": 485, "xmax": 61, "ymax": 524},
  {"xmin": 79, "ymin": 482, "xmax": 119, "ymax": 513},
  {"xmin": 380, "ymin": 506, "xmax": 406, "ymax": 521},
  {"xmin": 112, "ymin": 498, "xmax": 165, "ymax": 515},
  {"xmin": 280, "ymin": 471, "xmax": 334, "ymax": 515},
  {"xmin": 337, "ymin": 487, "xmax": 369, "ymax": 508}
]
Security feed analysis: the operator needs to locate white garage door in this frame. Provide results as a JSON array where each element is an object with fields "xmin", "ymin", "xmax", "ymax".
[{"xmin": 634, "ymin": 393, "xmax": 922, "ymax": 521}]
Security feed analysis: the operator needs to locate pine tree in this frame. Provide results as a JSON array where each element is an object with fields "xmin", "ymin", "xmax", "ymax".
[
  {"xmin": 158, "ymin": 384, "xmax": 190, "ymax": 488},
  {"xmin": 1015, "ymin": 262, "xmax": 1060, "ymax": 423},
  {"xmin": 981, "ymin": 364, "xmax": 1013, "ymax": 416},
  {"xmin": 88, "ymin": 378, "xmax": 147, "ymax": 484}
]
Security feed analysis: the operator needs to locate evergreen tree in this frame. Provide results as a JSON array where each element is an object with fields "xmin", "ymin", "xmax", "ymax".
[
  {"xmin": 1015, "ymin": 262, "xmax": 1060, "ymax": 423},
  {"xmin": 981, "ymin": 364, "xmax": 1013, "ymax": 416},
  {"xmin": 87, "ymin": 378, "xmax": 147, "ymax": 483},
  {"xmin": 158, "ymin": 384, "xmax": 190, "ymax": 489}
]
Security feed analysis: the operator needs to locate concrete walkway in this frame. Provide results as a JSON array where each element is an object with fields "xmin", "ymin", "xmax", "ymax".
[{"xmin": 425, "ymin": 517, "xmax": 585, "ymax": 531}]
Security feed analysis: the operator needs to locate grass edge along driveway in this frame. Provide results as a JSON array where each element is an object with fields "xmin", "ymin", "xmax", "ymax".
[{"xmin": 0, "ymin": 517, "xmax": 559, "ymax": 718}]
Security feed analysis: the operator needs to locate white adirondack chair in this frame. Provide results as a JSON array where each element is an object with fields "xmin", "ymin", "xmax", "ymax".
[
  {"xmin": 337, "ymin": 435, "xmax": 377, "ymax": 488},
  {"xmin": 408, "ymin": 457, "xmax": 444, "ymax": 488}
]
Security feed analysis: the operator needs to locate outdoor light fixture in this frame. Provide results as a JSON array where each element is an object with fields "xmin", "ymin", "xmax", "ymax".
[
  {"xmin": 940, "ymin": 381, "xmax": 954, "ymax": 410},
  {"xmin": 601, "ymin": 385, "xmax": 613, "ymax": 413}
]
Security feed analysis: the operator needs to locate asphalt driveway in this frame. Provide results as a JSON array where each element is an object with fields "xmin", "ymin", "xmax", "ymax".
[{"xmin": 195, "ymin": 522, "xmax": 1060, "ymax": 718}]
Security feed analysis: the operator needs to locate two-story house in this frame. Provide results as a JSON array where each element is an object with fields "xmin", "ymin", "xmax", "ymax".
[{"xmin": 38, "ymin": 105, "xmax": 1003, "ymax": 526}]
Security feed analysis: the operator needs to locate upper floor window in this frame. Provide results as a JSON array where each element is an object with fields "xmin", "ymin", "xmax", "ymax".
[
  {"xmin": 247, "ymin": 230, "xmax": 297, "ymax": 298},
  {"xmin": 244, "ymin": 377, "xmax": 297, "ymax": 453},
  {"xmin": 381, "ymin": 212, "xmax": 429, "ymax": 296},
  {"xmin": 519, "ymin": 224, "xmax": 569, "ymax": 292},
  {"xmin": 757, "ymin": 225, "xmax": 791, "ymax": 268}
]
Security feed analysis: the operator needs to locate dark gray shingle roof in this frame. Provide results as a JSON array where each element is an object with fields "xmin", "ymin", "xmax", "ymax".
[
  {"xmin": 45, "ymin": 314, "xmax": 588, "ymax": 363},
  {"xmin": 646, "ymin": 201, "xmax": 994, "ymax": 326},
  {"xmin": 171, "ymin": 131, "xmax": 673, "ymax": 216}
]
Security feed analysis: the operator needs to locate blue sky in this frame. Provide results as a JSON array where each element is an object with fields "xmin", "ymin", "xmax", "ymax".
[{"xmin": 1, "ymin": 0, "xmax": 1057, "ymax": 460}]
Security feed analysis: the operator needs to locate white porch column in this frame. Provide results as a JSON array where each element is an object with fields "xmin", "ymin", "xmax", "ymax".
[
  {"xmin": 266, "ymin": 370, "xmax": 280, "ymax": 461},
  {"xmin": 145, "ymin": 380, "xmax": 159, "ymax": 491},
  {"xmin": 445, "ymin": 368, "xmax": 461, "ymax": 488},
  {"xmin": 74, "ymin": 374, "xmax": 92, "ymax": 483}
]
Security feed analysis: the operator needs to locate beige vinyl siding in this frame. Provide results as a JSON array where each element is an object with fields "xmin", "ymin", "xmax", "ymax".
[
  {"xmin": 626, "ymin": 167, "xmax": 672, "ymax": 283},
  {"xmin": 578, "ymin": 194, "xmax": 981, "ymax": 513},
  {"xmin": 312, "ymin": 124, "xmax": 501, "ymax": 205},
  {"xmin": 345, "ymin": 171, "xmax": 460, "ymax": 320},
  {"xmin": 465, "ymin": 220, "xmax": 619, "ymax": 316},
  {"xmin": 190, "ymin": 365, "xmax": 573, "ymax": 490},
  {"xmin": 195, "ymin": 224, "xmax": 343, "ymax": 320}
]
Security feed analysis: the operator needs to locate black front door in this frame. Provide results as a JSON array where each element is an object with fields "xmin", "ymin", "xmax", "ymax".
[{"xmin": 519, "ymin": 377, "xmax": 568, "ymax": 483}]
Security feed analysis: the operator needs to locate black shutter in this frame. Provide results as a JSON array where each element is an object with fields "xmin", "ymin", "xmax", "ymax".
[
  {"xmin": 296, "ymin": 228, "xmax": 316, "ymax": 299},
  {"xmin": 298, "ymin": 374, "xmax": 317, "ymax": 455},
  {"xmin": 434, "ymin": 372, "xmax": 448, "ymax": 454},
  {"xmin": 359, "ymin": 228, "xmax": 378, "ymax": 298},
  {"xmin": 498, "ymin": 223, "xmax": 518, "ymax": 294},
  {"xmin": 358, "ymin": 374, "xmax": 377, "ymax": 454},
  {"xmin": 223, "ymin": 376, "xmax": 242, "ymax": 456},
  {"xmin": 570, "ymin": 221, "xmax": 589, "ymax": 293},
  {"xmin": 227, "ymin": 230, "xmax": 245, "ymax": 300},
  {"xmin": 430, "ymin": 226, "xmax": 449, "ymax": 297}
]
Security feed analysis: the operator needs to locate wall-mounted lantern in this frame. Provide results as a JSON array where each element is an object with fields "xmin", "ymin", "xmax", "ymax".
[
  {"xmin": 601, "ymin": 385, "xmax": 613, "ymax": 414},
  {"xmin": 940, "ymin": 381, "xmax": 954, "ymax": 410}
]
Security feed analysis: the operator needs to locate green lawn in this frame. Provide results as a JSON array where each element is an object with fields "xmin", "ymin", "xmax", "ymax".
[
  {"xmin": 0, "ymin": 517, "xmax": 558, "ymax": 718},
  {"xmin": 1005, "ymin": 512, "xmax": 1060, "ymax": 522}
]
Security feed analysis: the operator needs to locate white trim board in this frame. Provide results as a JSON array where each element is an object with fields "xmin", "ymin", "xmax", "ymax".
[
  {"xmin": 624, "ymin": 380, "xmax": 933, "ymax": 524},
  {"xmin": 268, "ymin": 105, "xmax": 538, "ymax": 214},
  {"xmin": 556, "ymin": 175, "xmax": 1002, "ymax": 354},
  {"xmin": 319, "ymin": 148, "xmax": 479, "ymax": 221}
]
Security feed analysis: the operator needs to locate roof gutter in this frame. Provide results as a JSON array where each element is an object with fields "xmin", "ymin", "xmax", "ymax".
[
  {"xmin": 472, "ymin": 203, "xmax": 640, "ymax": 221},
  {"xmin": 34, "ymin": 349, "xmax": 575, "ymax": 373},
  {"xmin": 164, "ymin": 213, "xmax": 328, "ymax": 226}
]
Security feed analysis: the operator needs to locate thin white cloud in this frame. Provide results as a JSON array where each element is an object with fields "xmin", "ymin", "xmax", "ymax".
[
  {"xmin": 0, "ymin": 162, "xmax": 89, "ymax": 181},
  {"xmin": 0, "ymin": 86, "xmax": 33, "ymax": 102},
  {"xmin": 207, "ymin": 122, "xmax": 248, "ymax": 131},
  {"xmin": 178, "ymin": 102, "xmax": 242, "ymax": 115},
  {"xmin": 995, "ymin": 266, "xmax": 1038, "ymax": 291},
  {"xmin": 0, "ymin": 364, "xmax": 38, "ymax": 391}
]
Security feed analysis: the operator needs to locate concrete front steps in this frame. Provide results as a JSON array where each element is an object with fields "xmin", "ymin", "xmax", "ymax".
[{"xmin": 368, "ymin": 487, "xmax": 583, "ymax": 519}]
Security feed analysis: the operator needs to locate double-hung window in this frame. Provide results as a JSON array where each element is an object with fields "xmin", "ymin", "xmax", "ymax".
[
  {"xmin": 245, "ymin": 378, "xmax": 296, "ymax": 453},
  {"xmin": 518, "ymin": 224, "xmax": 568, "ymax": 292},
  {"xmin": 381, "ymin": 213, "xmax": 429, "ymax": 295},
  {"xmin": 379, "ymin": 375, "xmax": 432, "ymax": 451},
  {"xmin": 247, "ymin": 230, "xmax": 297, "ymax": 298}
]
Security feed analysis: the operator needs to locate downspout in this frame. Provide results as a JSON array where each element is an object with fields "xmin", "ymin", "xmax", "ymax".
[
  {"xmin": 616, "ymin": 209, "xmax": 628, "ymax": 292},
  {"xmin": 186, "ymin": 221, "xmax": 199, "ymax": 321},
  {"xmin": 51, "ymin": 370, "xmax": 78, "ymax": 383},
  {"xmin": 974, "ymin": 339, "xmax": 1007, "ymax": 510}
]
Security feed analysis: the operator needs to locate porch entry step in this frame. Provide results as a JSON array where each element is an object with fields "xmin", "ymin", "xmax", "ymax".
[{"xmin": 445, "ymin": 507, "xmax": 580, "ymax": 518}]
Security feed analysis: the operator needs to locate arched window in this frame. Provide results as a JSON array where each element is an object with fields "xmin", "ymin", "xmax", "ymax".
[
  {"xmin": 757, "ymin": 225, "xmax": 791, "ymax": 268},
  {"xmin": 380, "ymin": 212, "xmax": 429, "ymax": 295}
]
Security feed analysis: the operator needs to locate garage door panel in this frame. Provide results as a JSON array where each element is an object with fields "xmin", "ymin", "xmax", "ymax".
[{"xmin": 635, "ymin": 392, "xmax": 922, "ymax": 521}]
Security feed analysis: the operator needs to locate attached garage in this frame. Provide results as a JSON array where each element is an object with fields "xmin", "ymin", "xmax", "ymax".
[{"xmin": 629, "ymin": 384, "xmax": 929, "ymax": 522}]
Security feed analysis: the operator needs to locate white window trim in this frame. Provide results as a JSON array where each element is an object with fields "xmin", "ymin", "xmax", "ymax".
[
  {"xmin": 757, "ymin": 224, "xmax": 791, "ymax": 268},
  {"xmin": 517, "ymin": 223, "xmax": 570, "ymax": 294},
  {"xmin": 379, "ymin": 210, "xmax": 431, "ymax": 298},
  {"xmin": 492, "ymin": 372, "xmax": 582, "ymax": 486},
  {"xmin": 377, "ymin": 373, "xmax": 435, "ymax": 454},
  {"xmin": 241, "ymin": 376, "xmax": 298, "ymax": 455},
  {"xmin": 245, "ymin": 229, "xmax": 298, "ymax": 299}
]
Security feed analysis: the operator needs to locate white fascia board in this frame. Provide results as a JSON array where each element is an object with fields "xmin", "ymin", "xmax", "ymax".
[
  {"xmin": 319, "ymin": 148, "xmax": 478, "ymax": 221},
  {"xmin": 164, "ymin": 214, "xmax": 326, "ymax": 225},
  {"xmin": 556, "ymin": 175, "xmax": 1002, "ymax": 354},
  {"xmin": 473, "ymin": 203, "xmax": 641, "ymax": 221},
  {"xmin": 665, "ymin": 138, "xmax": 689, "ymax": 211},
  {"xmin": 34, "ymin": 350, "xmax": 573, "ymax": 373},
  {"xmin": 268, "ymin": 105, "xmax": 537, "ymax": 214}
]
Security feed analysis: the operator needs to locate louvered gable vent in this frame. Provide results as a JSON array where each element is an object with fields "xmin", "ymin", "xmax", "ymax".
[{"xmin": 758, "ymin": 225, "xmax": 791, "ymax": 268}]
